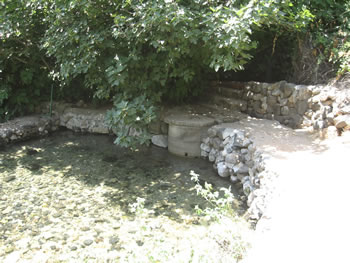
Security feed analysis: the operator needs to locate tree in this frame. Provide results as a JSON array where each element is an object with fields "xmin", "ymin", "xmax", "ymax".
[{"xmin": 2, "ymin": 0, "xmax": 347, "ymax": 146}]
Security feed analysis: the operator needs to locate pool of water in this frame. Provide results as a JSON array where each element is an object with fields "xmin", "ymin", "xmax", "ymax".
[{"xmin": 0, "ymin": 130, "xmax": 251, "ymax": 262}]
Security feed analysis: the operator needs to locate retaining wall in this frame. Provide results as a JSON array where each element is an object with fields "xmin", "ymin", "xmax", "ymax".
[
  {"xmin": 200, "ymin": 123, "xmax": 274, "ymax": 221},
  {"xmin": 212, "ymin": 80, "xmax": 350, "ymax": 135}
]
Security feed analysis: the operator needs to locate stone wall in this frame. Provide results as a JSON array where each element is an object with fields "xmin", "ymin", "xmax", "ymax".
[
  {"xmin": 0, "ymin": 115, "xmax": 59, "ymax": 146},
  {"xmin": 0, "ymin": 101, "xmax": 169, "ymax": 146},
  {"xmin": 243, "ymin": 81, "xmax": 311, "ymax": 128},
  {"xmin": 213, "ymin": 80, "xmax": 350, "ymax": 135},
  {"xmin": 200, "ymin": 124, "xmax": 274, "ymax": 220}
]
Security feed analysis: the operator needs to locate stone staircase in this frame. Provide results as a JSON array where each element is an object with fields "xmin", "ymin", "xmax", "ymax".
[{"xmin": 207, "ymin": 81, "xmax": 248, "ymax": 112}]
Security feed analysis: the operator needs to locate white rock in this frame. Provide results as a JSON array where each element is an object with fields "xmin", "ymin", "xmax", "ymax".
[
  {"xmin": 200, "ymin": 143, "xmax": 211, "ymax": 152},
  {"xmin": 233, "ymin": 163, "xmax": 249, "ymax": 174},
  {"xmin": 225, "ymin": 152, "xmax": 239, "ymax": 164},
  {"xmin": 334, "ymin": 115, "xmax": 350, "ymax": 129},
  {"xmin": 230, "ymin": 175, "xmax": 239, "ymax": 183},
  {"xmin": 208, "ymin": 148, "xmax": 217, "ymax": 162},
  {"xmin": 151, "ymin": 135, "xmax": 168, "ymax": 148},
  {"xmin": 217, "ymin": 162, "xmax": 230, "ymax": 177},
  {"xmin": 247, "ymin": 192, "xmax": 255, "ymax": 207},
  {"xmin": 243, "ymin": 180, "xmax": 254, "ymax": 196},
  {"xmin": 215, "ymin": 152, "xmax": 225, "ymax": 164}
]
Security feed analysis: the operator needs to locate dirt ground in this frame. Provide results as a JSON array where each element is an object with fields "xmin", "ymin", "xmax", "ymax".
[{"xmin": 240, "ymin": 119, "xmax": 350, "ymax": 263}]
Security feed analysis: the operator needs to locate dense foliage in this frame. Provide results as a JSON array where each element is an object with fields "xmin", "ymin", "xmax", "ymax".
[
  {"xmin": 220, "ymin": 0, "xmax": 350, "ymax": 84},
  {"xmin": 1, "ymin": 0, "xmax": 349, "ymax": 145}
]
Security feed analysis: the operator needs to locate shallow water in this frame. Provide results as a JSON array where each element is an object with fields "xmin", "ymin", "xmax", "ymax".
[{"xmin": 0, "ymin": 130, "xmax": 250, "ymax": 262}]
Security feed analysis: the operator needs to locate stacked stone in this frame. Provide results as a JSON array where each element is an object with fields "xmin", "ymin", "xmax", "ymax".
[
  {"xmin": 201, "ymin": 125, "xmax": 278, "ymax": 221},
  {"xmin": 304, "ymin": 85, "xmax": 350, "ymax": 137},
  {"xmin": 59, "ymin": 108, "xmax": 110, "ymax": 134},
  {"xmin": 0, "ymin": 115, "xmax": 59, "ymax": 145},
  {"xmin": 242, "ymin": 81, "xmax": 312, "ymax": 128},
  {"xmin": 200, "ymin": 126, "xmax": 257, "ymax": 195}
]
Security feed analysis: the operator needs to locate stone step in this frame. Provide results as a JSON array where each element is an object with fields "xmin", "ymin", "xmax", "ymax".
[
  {"xmin": 210, "ymin": 85, "xmax": 243, "ymax": 99},
  {"xmin": 211, "ymin": 95, "xmax": 247, "ymax": 112},
  {"xmin": 197, "ymin": 103, "xmax": 247, "ymax": 122},
  {"xmin": 210, "ymin": 80, "xmax": 246, "ymax": 90}
]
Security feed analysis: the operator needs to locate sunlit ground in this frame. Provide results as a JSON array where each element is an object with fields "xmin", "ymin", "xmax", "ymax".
[{"xmin": 244, "ymin": 132, "xmax": 350, "ymax": 263}]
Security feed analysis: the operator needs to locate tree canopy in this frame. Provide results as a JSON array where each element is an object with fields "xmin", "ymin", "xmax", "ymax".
[{"xmin": 1, "ymin": 0, "xmax": 349, "ymax": 145}]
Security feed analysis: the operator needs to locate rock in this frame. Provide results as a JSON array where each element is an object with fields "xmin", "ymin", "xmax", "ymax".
[
  {"xmin": 244, "ymin": 154, "xmax": 251, "ymax": 162},
  {"xmin": 273, "ymin": 105, "xmax": 281, "ymax": 115},
  {"xmin": 233, "ymin": 131, "xmax": 245, "ymax": 147},
  {"xmin": 296, "ymin": 85, "xmax": 311, "ymax": 100},
  {"xmin": 207, "ymin": 127, "xmax": 217, "ymax": 137},
  {"xmin": 281, "ymin": 82, "xmax": 294, "ymax": 98},
  {"xmin": 208, "ymin": 148, "xmax": 217, "ymax": 162},
  {"xmin": 83, "ymin": 239, "xmax": 93, "ymax": 246},
  {"xmin": 217, "ymin": 128, "xmax": 235, "ymax": 140},
  {"xmin": 70, "ymin": 246, "xmax": 78, "ymax": 251},
  {"xmin": 313, "ymin": 119, "xmax": 327, "ymax": 130},
  {"xmin": 217, "ymin": 162, "xmax": 230, "ymax": 177},
  {"xmin": 81, "ymin": 226, "xmax": 90, "ymax": 232},
  {"xmin": 243, "ymin": 181, "xmax": 253, "ymax": 196},
  {"xmin": 334, "ymin": 115, "xmax": 350, "ymax": 129},
  {"xmin": 253, "ymin": 94, "xmax": 263, "ymax": 101},
  {"xmin": 279, "ymin": 98, "xmax": 288, "ymax": 106},
  {"xmin": 136, "ymin": 240, "xmax": 144, "ymax": 246},
  {"xmin": 233, "ymin": 163, "xmax": 249, "ymax": 174},
  {"xmin": 288, "ymin": 90, "xmax": 298, "ymax": 105},
  {"xmin": 201, "ymin": 137, "xmax": 210, "ymax": 144},
  {"xmin": 281, "ymin": 106, "xmax": 289, "ymax": 116},
  {"xmin": 215, "ymin": 152, "xmax": 225, "ymax": 163},
  {"xmin": 340, "ymin": 106, "xmax": 350, "ymax": 115},
  {"xmin": 4, "ymin": 176, "xmax": 16, "ymax": 183},
  {"xmin": 296, "ymin": 100, "xmax": 308, "ymax": 115},
  {"xmin": 52, "ymin": 212, "xmax": 63, "ymax": 218},
  {"xmin": 201, "ymin": 150, "xmax": 209, "ymax": 158},
  {"xmin": 321, "ymin": 126, "xmax": 338, "ymax": 139},
  {"xmin": 50, "ymin": 245, "xmax": 57, "ymax": 250},
  {"xmin": 109, "ymin": 236, "xmax": 119, "ymax": 245},
  {"xmin": 211, "ymin": 137, "xmax": 222, "ymax": 149},
  {"xmin": 242, "ymin": 138, "xmax": 252, "ymax": 147},
  {"xmin": 241, "ymin": 148, "xmax": 248, "ymax": 154},
  {"xmin": 200, "ymin": 143, "xmax": 210, "ymax": 153},
  {"xmin": 151, "ymin": 135, "xmax": 168, "ymax": 148},
  {"xmin": 267, "ymin": 96, "xmax": 278, "ymax": 106},
  {"xmin": 247, "ymin": 192, "xmax": 255, "ymax": 207},
  {"xmin": 241, "ymin": 175, "xmax": 250, "ymax": 184},
  {"xmin": 230, "ymin": 175, "xmax": 239, "ymax": 183},
  {"xmin": 225, "ymin": 153, "xmax": 239, "ymax": 164},
  {"xmin": 271, "ymin": 89, "xmax": 282, "ymax": 97}
]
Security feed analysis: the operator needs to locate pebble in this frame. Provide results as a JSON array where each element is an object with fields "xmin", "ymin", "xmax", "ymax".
[
  {"xmin": 136, "ymin": 240, "xmax": 144, "ymax": 246},
  {"xmin": 4, "ymin": 176, "xmax": 16, "ymax": 183},
  {"xmin": 52, "ymin": 212, "xmax": 63, "ymax": 218},
  {"xmin": 70, "ymin": 246, "xmax": 78, "ymax": 251},
  {"xmin": 109, "ymin": 236, "xmax": 119, "ymax": 245},
  {"xmin": 50, "ymin": 245, "xmax": 57, "ymax": 250},
  {"xmin": 83, "ymin": 239, "xmax": 93, "ymax": 246}
]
